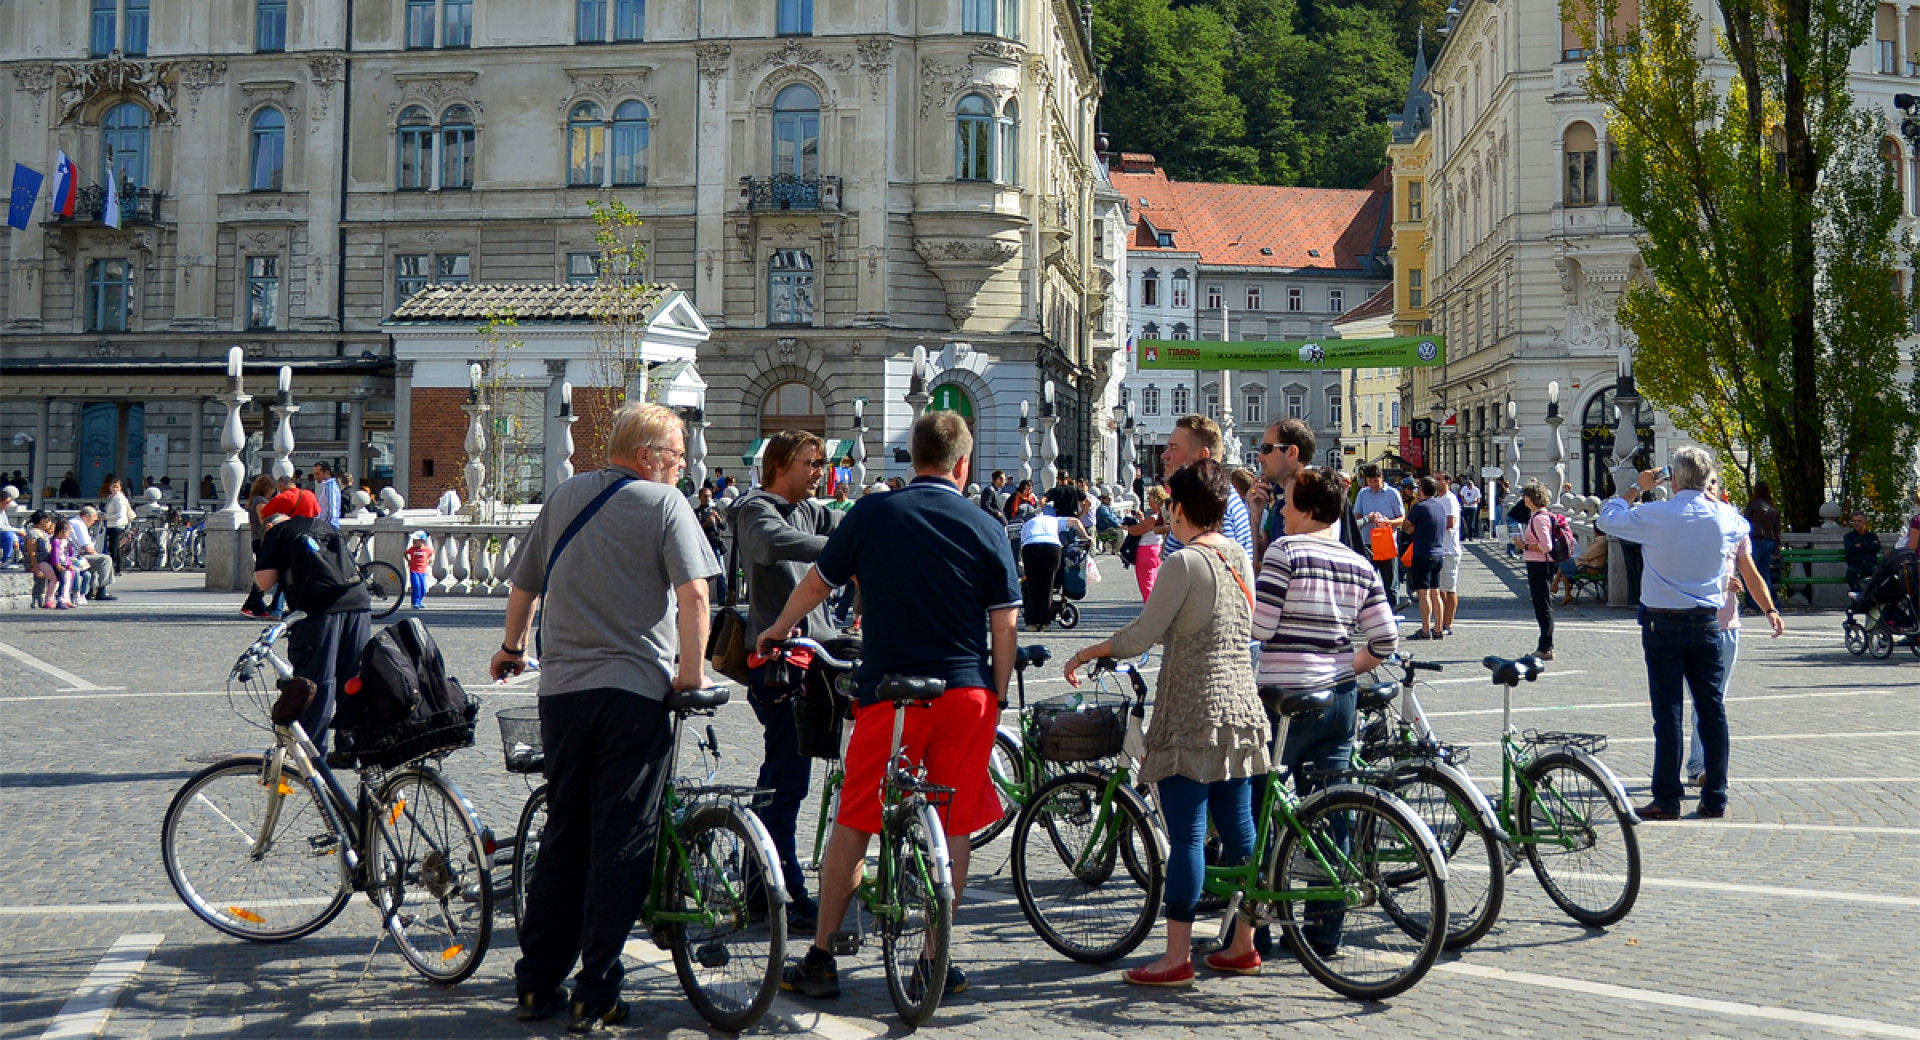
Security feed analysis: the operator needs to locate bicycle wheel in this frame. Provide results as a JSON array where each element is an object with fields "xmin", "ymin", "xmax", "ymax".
[
  {"xmin": 1518, "ymin": 751, "xmax": 1640, "ymax": 927},
  {"xmin": 970, "ymin": 730, "xmax": 1026, "ymax": 850},
  {"xmin": 1268, "ymin": 787, "xmax": 1447, "ymax": 1001},
  {"xmin": 135, "ymin": 530, "xmax": 162, "ymax": 571},
  {"xmin": 1844, "ymin": 620, "xmax": 1867, "ymax": 656},
  {"xmin": 1381, "ymin": 761, "xmax": 1505, "ymax": 950},
  {"xmin": 880, "ymin": 804, "xmax": 954, "ymax": 1026},
  {"xmin": 1057, "ymin": 602, "xmax": 1080, "ymax": 629},
  {"xmin": 510, "ymin": 786, "xmax": 548, "ymax": 933},
  {"xmin": 1010, "ymin": 773, "xmax": 1161, "ymax": 964},
  {"xmin": 666, "ymin": 805, "xmax": 786, "ymax": 1032},
  {"xmin": 360, "ymin": 561, "xmax": 405, "ymax": 620},
  {"xmin": 168, "ymin": 531, "xmax": 191, "ymax": 571},
  {"xmin": 161, "ymin": 756, "xmax": 351, "ymax": 942},
  {"xmin": 372, "ymin": 769, "xmax": 493, "ymax": 983},
  {"xmin": 193, "ymin": 531, "xmax": 207, "ymax": 569}
]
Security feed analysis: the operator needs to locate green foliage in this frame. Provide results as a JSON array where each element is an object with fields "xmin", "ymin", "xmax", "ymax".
[
  {"xmin": 586, "ymin": 198, "xmax": 652, "ymax": 449},
  {"xmin": 1576, "ymin": 0, "xmax": 1920, "ymax": 529},
  {"xmin": 1094, "ymin": 0, "xmax": 1423, "ymax": 187}
]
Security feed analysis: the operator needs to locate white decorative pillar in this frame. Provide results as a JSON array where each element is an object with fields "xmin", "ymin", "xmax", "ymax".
[
  {"xmin": 346, "ymin": 394, "xmax": 365, "ymax": 488},
  {"xmin": 462, "ymin": 362, "xmax": 488, "ymax": 518},
  {"xmin": 555, "ymin": 381, "xmax": 580, "ymax": 488},
  {"xmin": 905, "ymin": 344, "xmax": 931, "ymax": 416},
  {"xmin": 1040, "ymin": 380, "xmax": 1060, "ymax": 490},
  {"xmin": 850, "ymin": 398, "xmax": 869, "ymax": 490},
  {"xmin": 270, "ymin": 366, "xmax": 298, "ymax": 480},
  {"xmin": 205, "ymin": 348, "xmax": 255, "ymax": 591},
  {"xmin": 1217, "ymin": 302, "xmax": 1239, "ymax": 464},
  {"xmin": 1505, "ymin": 399, "xmax": 1522, "ymax": 492},
  {"xmin": 682, "ymin": 402, "xmax": 706, "ymax": 493},
  {"xmin": 30, "ymin": 398, "xmax": 50, "ymax": 508},
  {"xmin": 187, "ymin": 397, "xmax": 207, "ymax": 509},
  {"xmin": 393, "ymin": 360, "xmax": 414, "ymax": 500},
  {"xmin": 1544, "ymin": 380, "xmax": 1567, "ymax": 503},
  {"xmin": 1018, "ymin": 401, "xmax": 1033, "ymax": 484},
  {"xmin": 1118, "ymin": 403, "xmax": 1137, "ymax": 496}
]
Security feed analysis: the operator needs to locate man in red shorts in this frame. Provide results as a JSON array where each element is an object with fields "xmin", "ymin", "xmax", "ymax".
[{"xmin": 757, "ymin": 410, "xmax": 1020, "ymax": 1000}]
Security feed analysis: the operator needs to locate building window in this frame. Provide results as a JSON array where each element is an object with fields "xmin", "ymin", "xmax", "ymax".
[
  {"xmin": 761, "ymin": 381, "xmax": 826, "ymax": 436},
  {"xmin": 90, "ymin": 0, "xmax": 117, "ymax": 56},
  {"xmin": 774, "ymin": 85, "xmax": 822, "ymax": 179},
  {"xmin": 1407, "ymin": 180, "xmax": 1423, "ymax": 221},
  {"xmin": 249, "ymin": 108, "xmax": 286, "ymax": 191},
  {"xmin": 1409, "ymin": 268, "xmax": 1424, "ymax": 309},
  {"xmin": 1205, "ymin": 392, "xmax": 1219, "ymax": 420},
  {"xmin": 1565, "ymin": 121, "xmax": 1599, "ymax": 206},
  {"xmin": 612, "ymin": 101, "xmax": 649, "ymax": 185},
  {"xmin": 1243, "ymin": 393, "xmax": 1262, "ymax": 425},
  {"xmin": 122, "ymin": 0, "xmax": 148, "ymax": 54},
  {"xmin": 956, "ymin": 94, "xmax": 993, "ymax": 181},
  {"xmin": 1328, "ymin": 288, "xmax": 1344, "ymax": 314},
  {"xmin": 1327, "ymin": 390, "xmax": 1342, "ymax": 429},
  {"xmin": 567, "ymin": 253, "xmax": 599, "ymax": 284},
  {"xmin": 1285, "ymin": 392, "xmax": 1305, "ymax": 420},
  {"xmin": 568, "ymin": 102, "xmax": 605, "ymax": 186},
  {"xmin": 1171, "ymin": 272, "xmax": 1190, "ymax": 309},
  {"xmin": 1287, "ymin": 287, "xmax": 1303, "ymax": 312},
  {"xmin": 247, "ymin": 257, "xmax": 280, "ymax": 329},
  {"xmin": 963, "ymin": 0, "xmax": 995, "ymax": 33},
  {"xmin": 445, "ymin": 0, "xmax": 473, "ymax": 46},
  {"xmin": 86, "ymin": 259, "xmax": 132, "ymax": 332},
  {"xmin": 1142, "ymin": 322, "xmax": 1159, "ymax": 338},
  {"xmin": 407, "ymin": 0, "xmax": 436, "ymax": 47},
  {"xmin": 257, "ymin": 0, "xmax": 287, "ymax": 50},
  {"xmin": 998, "ymin": 100, "xmax": 1019, "ymax": 183},
  {"xmin": 777, "ymin": 0, "xmax": 812, "ymax": 34},
  {"xmin": 577, "ymin": 0, "xmax": 606, "ymax": 41},
  {"xmin": 609, "ymin": 0, "xmax": 643, "ymax": 40},
  {"xmin": 441, "ymin": 106, "xmax": 475, "ymax": 189},
  {"xmin": 769, "ymin": 249, "xmax": 815, "ymax": 326},
  {"xmin": 397, "ymin": 106, "xmax": 434, "ymax": 189},
  {"xmin": 1392, "ymin": 401, "xmax": 1400, "ymax": 427},
  {"xmin": 1205, "ymin": 284, "xmax": 1222, "ymax": 310},
  {"xmin": 1172, "ymin": 322, "xmax": 1190, "ymax": 340},
  {"xmin": 395, "ymin": 255, "xmax": 430, "ymax": 302},
  {"xmin": 1171, "ymin": 385, "xmax": 1189, "ymax": 413},
  {"xmin": 1246, "ymin": 286, "xmax": 1263, "ymax": 310},
  {"xmin": 1141, "ymin": 270, "xmax": 1159, "ymax": 307},
  {"xmin": 102, "ymin": 103, "xmax": 150, "ymax": 190},
  {"xmin": 1142, "ymin": 386, "xmax": 1161, "ymax": 416},
  {"xmin": 437, "ymin": 253, "xmax": 471, "ymax": 284},
  {"xmin": 1003, "ymin": 0, "xmax": 1019, "ymax": 38}
]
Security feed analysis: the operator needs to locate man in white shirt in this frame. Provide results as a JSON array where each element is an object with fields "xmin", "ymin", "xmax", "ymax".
[
  {"xmin": 1459, "ymin": 480, "xmax": 1482, "ymax": 541},
  {"xmin": 1435, "ymin": 473, "xmax": 1462, "ymax": 635},
  {"xmin": 70, "ymin": 506, "xmax": 116, "ymax": 600}
]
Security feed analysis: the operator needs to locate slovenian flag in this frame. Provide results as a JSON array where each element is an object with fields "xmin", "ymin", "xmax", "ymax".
[{"xmin": 52, "ymin": 151, "xmax": 77, "ymax": 217}]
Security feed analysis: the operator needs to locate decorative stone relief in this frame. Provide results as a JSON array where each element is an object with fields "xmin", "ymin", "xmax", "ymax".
[
  {"xmin": 919, "ymin": 57, "xmax": 974, "ymax": 118},
  {"xmin": 238, "ymin": 80, "xmax": 299, "ymax": 129},
  {"xmin": 971, "ymin": 40, "xmax": 1022, "ymax": 62},
  {"xmin": 307, "ymin": 55, "xmax": 344, "ymax": 118},
  {"xmin": 695, "ymin": 43, "xmax": 731, "ymax": 103},
  {"xmin": 913, "ymin": 236, "xmax": 1020, "ymax": 325},
  {"xmin": 856, "ymin": 37, "xmax": 892, "ymax": 101},
  {"xmin": 387, "ymin": 72, "xmax": 481, "ymax": 121},
  {"xmin": 563, "ymin": 66, "xmax": 658, "ymax": 115},
  {"xmin": 751, "ymin": 39, "xmax": 855, "ymax": 75},
  {"xmin": 55, "ymin": 54, "xmax": 180, "ymax": 125},
  {"xmin": 14, "ymin": 65, "xmax": 53, "ymax": 124},
  {"xmin": 176, "ymin": 59, "xmax": 226, "ymax": 117}
]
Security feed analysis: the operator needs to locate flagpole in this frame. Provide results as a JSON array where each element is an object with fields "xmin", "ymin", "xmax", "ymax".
[{"xmin": 1218, "ymin": 303, "xmax": 1238, "ymax": 464}]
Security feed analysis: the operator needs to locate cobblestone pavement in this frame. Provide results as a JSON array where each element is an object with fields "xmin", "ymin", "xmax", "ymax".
[{"xmin": 2, "ymin": 545, "xmax": 1916, "ymax": 1039}]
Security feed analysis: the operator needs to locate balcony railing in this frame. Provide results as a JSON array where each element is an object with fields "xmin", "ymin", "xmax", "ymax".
[
  {"xmin": 740, "ymin": 174, "xmax": 841, "ymax": 212},
  {"xmin": 46, "ymin": 185, "xmax": 165, "ymax": 226}
]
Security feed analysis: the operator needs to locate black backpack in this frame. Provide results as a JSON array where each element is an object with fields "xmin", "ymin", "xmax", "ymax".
[
  {"xmin": 284, "ymin": 526, "xmax": 362, "ymax": 612},
  {"xmin": 335, "ymin": 618, "xmax": 478, "ymax": 768}
]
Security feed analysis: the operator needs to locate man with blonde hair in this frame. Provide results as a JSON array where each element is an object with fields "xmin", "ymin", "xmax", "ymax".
[
  {"xmin": 1124, "ymin": 414, "xmax": 1254, "ymax": 559},
  {"xmin": 493, "ymin": 401, "xmax": 720, "ymax": 1029}
]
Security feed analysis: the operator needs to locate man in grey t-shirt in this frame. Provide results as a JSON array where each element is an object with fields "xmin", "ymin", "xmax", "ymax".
[{"xmin": 491, "ymin": 403, "xmax": 719, "ymax": 1030}]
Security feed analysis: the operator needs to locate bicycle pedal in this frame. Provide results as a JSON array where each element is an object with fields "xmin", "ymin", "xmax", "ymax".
[
  {"xmin": 827, "ymin": 930, "xmax": 862, "ymax": 956},
  {"xmin": 696, "ymin": 942, "xmax": 730, "ymax": 968}
]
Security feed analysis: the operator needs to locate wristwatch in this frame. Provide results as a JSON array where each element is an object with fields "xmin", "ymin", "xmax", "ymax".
[{"xmin": 500, "ymin": 644, "xmax": 526, "ymax": 656}]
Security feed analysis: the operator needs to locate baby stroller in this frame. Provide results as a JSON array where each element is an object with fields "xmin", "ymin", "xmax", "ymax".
[
  {"xmin": 1843, "ymin": 547, "xmax": 1918, "ymax": 659},
  {"xmin": 1053, "ymin": 539, "xmax": 1089, "ymax": 630}
]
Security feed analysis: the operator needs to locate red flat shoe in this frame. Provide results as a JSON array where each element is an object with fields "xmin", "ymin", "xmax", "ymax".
[
  {"xmin": 1203, "ymin": 948, "xmax": 1262, "ymax": 976},
  {"xmin": 1123, "ymin": 962, "xmax": 1195, "ymax": 987}
]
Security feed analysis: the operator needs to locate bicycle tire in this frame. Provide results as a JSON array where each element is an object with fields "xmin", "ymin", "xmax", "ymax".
[
  {"xmin": 1010, "ymin": 772, "xmax": 1162, "ymax": 964},
  {"xmin": 1380, "ymin": 760, "xmax": 1505, "ymax": 950},
  {"xmin": 1518, "ymin": 750, "xmax": 1640, "ymax": 928},
  {"xmin": 373, "ymin": 769, "xmax": 493, "ymax": 983},
  {"xmin": 193, "ymin": 531, "xmax": 207, "ymax": 570},
  {"xmin": 135, "ymin": 530, "xmax": 162, "ymax": 571},
  {"xmin": 360, "ymin": 560, "xmax": 405, "ymax": 620},
  {"xmin": 168, "ymin": 531, "xmax": 191, "ymax": 571},
  {"xmin": 1268, "ymin": 786, "xmax": 1447, "ymax": 1001},
  {"xmin": 970, "ymin": 729, "xmax": 1026, "ymax": 850},
  {"xmin": 880, "ymin": 803, "xmax": 954, "ymax": 1026},
  {"xmin": 667, "ymin": 805, "xmax": 786, "ymax": 1032},
  {"xmin": 1057, "ymin": 602, "xmax": 1080, "ymax": 629},
  {"xmin": 510, "ymin": 785, "xmax": 548, "ymax": 933},
  {"xmin": 161, "ymin": 756, "xmax": 352, "ymax": 943}
]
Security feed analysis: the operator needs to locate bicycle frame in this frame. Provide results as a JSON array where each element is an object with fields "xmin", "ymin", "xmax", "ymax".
[{"xmin": 640, "ymin": 706, "xmax": 789, "ymax": 933}]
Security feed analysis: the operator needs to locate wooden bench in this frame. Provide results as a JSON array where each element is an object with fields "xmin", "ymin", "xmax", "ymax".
[{"xmin": 1776, "ymin": 547, "xmax": 1848, "ymax": 606}]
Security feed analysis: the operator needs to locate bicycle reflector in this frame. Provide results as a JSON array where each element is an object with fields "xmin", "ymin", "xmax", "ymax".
[{"xmin": 344, "ymin": 677, "xmax": 362, "ymax": 696}]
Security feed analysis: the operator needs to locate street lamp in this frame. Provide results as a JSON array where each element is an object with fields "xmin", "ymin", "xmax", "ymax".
[{"xmin": 1429, "ymin": 401, "xmax": 1447, "ymax": 475}]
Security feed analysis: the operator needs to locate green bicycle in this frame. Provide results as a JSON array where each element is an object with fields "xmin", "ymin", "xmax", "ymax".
[
  {"xmin": 784, "ymin": 638, "xmax": 959, "ymax": 1027},
  {"xmin": 507, "ymin": 686, "xmax": 788, "ymax": 1033}
]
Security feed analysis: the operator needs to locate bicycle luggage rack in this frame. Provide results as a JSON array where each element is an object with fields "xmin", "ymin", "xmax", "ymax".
[
  {"xmin": 496, "ymin": 707, "xmax": 544, "ymax": 773},
  {"xmin": 1361, "ymin": 738, "xmax": 1472, "ymax": 768},
  {"xmin": 673, "ymin": 782, "xmax": 774, "ymax": 814},
  {"xmin": 1522, "ymin": 730, "xmax": 1608, "ymax": 754}
]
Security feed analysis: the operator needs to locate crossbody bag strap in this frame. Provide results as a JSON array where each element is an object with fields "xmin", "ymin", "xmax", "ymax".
[
  {"xmin": 1201, "ymin": 542, "xmax": 1255, "ymax": 611},
  {"xmin": 535, "ymin": 476, "xmax": 635, "ymax": 655},
  {"xmin": 724, "ymin": 500, "xmax": 745, "ymax": 607}
]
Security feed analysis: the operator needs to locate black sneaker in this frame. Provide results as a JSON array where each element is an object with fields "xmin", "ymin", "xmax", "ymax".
[
  {"xmin": 786, "ymin": 901, "xmax": 819, "ymax": 936},
  {"xmin": 565, "ymin": 998, "xmax": 628, "ymax": 1034},
  {"xmin": 515, "ymin": 987, "xmax": 567, "ymax": 1022},
  {"xmin": 780, "ymin": 949, "xmax": 840, "ymax": 999},
  {"xmin": 906, "ymin": 958, "xmax": 965, "ymax": 1001}
]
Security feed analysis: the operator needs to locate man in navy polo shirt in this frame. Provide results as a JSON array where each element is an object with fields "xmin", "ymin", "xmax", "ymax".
[{"xmin": 756, "ymin": 410, "xmax": 1021, "ymax": 1001}]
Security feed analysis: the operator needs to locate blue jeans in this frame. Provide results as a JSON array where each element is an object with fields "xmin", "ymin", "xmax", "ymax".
[
  {"xmin": 0, "ymin": 530, "xmax": 17, "ymax": 563},
  {"xmin": 1157, "ymin": 775, "xmax": 1255, "ymax": 923},
  {"xmin": 1687, "ymin": 628, "xmax": 1739, "ymax": 777},
  {"xmin": 746, "ymin": 664, "xmax": 814, "ymax": 908},
  {"xmin": 1640, "ymin": 611, "xmax": 1729, "ymax": 814},
  {"xmin": 408, "ymin": 571, "xmax": 428, "ymax": 608},
  {"xmin": 1277, "ymin": 682, "xmax": 1358, "ymax": 948},
  {"xmin": 1748, "ymin": 538, "xmax": 1777, "ymax": 610}
]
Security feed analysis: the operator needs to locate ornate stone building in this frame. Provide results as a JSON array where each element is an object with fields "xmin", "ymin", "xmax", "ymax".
[{"xmin": 1, "ymin": 0, "xmax": 1104, "ymax": 503}]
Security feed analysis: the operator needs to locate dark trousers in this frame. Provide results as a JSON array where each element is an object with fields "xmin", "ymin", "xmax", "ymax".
[
  {"xmin": 1640, "ymin": 612, "xmax": 1729, "ymax": 815},
  {"xmin": 241, "ymin": 539, "xmax": 285, "ymax": 616},
  {"xmin": 747, "ymin": 664, "xmax": 814, "ymax": 907},
  {"xmin": 1276, "ymin": 682, "xmax": 1358, "ymax": 948},
  {"xmin": 105, "ymin": 527, "xmax": 126, "ymax": 571},
  {"xmin": 1020, "ymin": 542, "xmax": 1062, "ymax": 627},
  {"xmin": 1525, "ymin": 560, "xmax": 1556, "ymax": 652},
  {"xmin": 285, "ymin": 609, "xmax": 371, "ymax": 755},
  {"xmin": 516, "ymin": 689, "xmax": 677, "ymax": 1011},
  {"xmin": 1373, "ymin": 557, "xmax": 1398, "ymax": 607}
]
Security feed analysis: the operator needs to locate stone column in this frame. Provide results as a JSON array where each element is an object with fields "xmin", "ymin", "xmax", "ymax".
[
  {"xmin": 393, "ymin": 360, "xmax": 414, "ymax": 500},
  {"xmin": 850, "ymin": 399, "xmax": 869, "ymax": 490},
  {"xmin": 1040, "ymin": 380, "xmax": 1060, "ymax": 490},
  {"xmin": 1018, "ymin": 401, "xmax": 1033, "ymax": 484},
  {"xmin": 682, "ymin": 404, "xmax": 706, "ymax": 493},
  {"xmin": 205, "ymin": 349, "xmax": 254, "ymax": 592},
  {"xmin": 543, "ymin": 359, "xmax": 570, "ymax": 498},
  {"xmin": 187, "ymin": 396, "xmax": 208, "ymax": 509},
  {"xmin": 463, "ymin": 363, "xmax": 488, "ymax": 518},
  {"xmin": 31, "ymin": 398, "xmax": 51, "ymax": 508},
  {"xmin": 346, "ymin": 395, "xmax": 365, "ymax": 488}
]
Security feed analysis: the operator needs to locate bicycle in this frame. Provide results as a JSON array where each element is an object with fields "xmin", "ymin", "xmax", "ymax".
[
  {"xmin": 160, "ymin": 616, "xmax": 494, "ymax": 983},
  {"xmin": 1360, "ymin": 653, "xmax": 1642, "ymax": 937},
  {"xmin": 167, "ymin": 514, "xmax": 206, "ymax": 572},
  {"xmin": 359, "ymin": 559, "xmax": 405, "ymax": 620},
  {"xmin": 784, "ymin": 637, "xmax": 960, "ymax": 1027},
  {"xmin": 505, "ymin": 686, "xmax": 789, "ymax": 1032}
]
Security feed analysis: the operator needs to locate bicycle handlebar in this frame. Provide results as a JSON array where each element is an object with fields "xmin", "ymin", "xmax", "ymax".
[
  {"xmin": 1089, "ymin": 656, "xmax": 1151, "ymax": 704},
  {"xmin": 774, "ymin": 637, "xmax": 856, "ymax": 671}
]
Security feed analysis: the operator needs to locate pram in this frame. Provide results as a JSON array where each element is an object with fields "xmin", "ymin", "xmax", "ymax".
[
  {"xmin": 1053, "ymin": 539, "xmax": 1088, "ymax": 630},
  {"xmin": 1843, "ymin": 547, "xmax": 1918, "ymax": 659}
]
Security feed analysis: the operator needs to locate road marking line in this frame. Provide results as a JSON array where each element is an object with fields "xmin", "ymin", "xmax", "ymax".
[
  {"xmin": 1465, "ymin": 730, "xmax": 1920, "ymax": 748},
  {"xmin": 620, "ymin": 938, "xmax": 882, "ymax": 1039},
  {"xmin": 1654, "ymin": 820, "xmax": 1920, "ymax": 836},
  {"xmin": 0, "ymin": 903, "xmax": 184, "ymax": 916},
  {"xmin": 1435, "ymin": 961, "xmax": 1920, "ymax": 1039},
  {"xmin": 1427, "ymin": 687, "xmax": 1894, "ymax": 717},
  {"xmin": 1455, "ymin": 863, "xmax": 1920, "ymax": 906},
  {"xmin": 0, "ymin": 641, "xmax": 113, "ymax": 692},
  {"xmin": 39, "ymin": 932, "xmax": 163, "ymax": 1040}
]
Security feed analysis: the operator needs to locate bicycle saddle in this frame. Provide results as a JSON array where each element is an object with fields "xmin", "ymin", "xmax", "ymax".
[
  {"xmin": 1259, "ymin": 685, "xmax": 1331, "ymax": 718},
  {"xmin": 877, "ymin": 674, "xmax": 946, "ymax": 704},
  {"xmin": 665, "ymin": 686, "xmax": 731, "ymax": 713},
  {"xmin": 1355, "ymin": 681, "xmax": 1399, "ymax": 712},
  {"xmin": 1482, "ymin": 655, "xmax": 1546, "ymax": 687},
  {"xmin": 271, "ymin": 677, "xmax": 318, "ymax": 726},
  {"xmin": 1015, "ymin": 645, "xmax": 1052, "ymax": 670},
  {"xmin": 819, "ymin": 636, "xmax": 863, "ymax": 664}
]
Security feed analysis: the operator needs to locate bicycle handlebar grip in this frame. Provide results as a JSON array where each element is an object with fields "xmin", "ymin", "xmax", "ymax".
[{"xmin": 1413, "ymin": 661, "xmax": 1444, "ymax": 672}]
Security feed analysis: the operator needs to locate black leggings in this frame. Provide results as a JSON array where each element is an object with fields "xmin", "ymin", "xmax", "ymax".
[
  {"xmin": 1526, "ymin": 560, "xmax": 1556, "ymax": 652},
  {"xmin": 1020, "ymin": 542, "xmax": 1062, "ymax": 627}
]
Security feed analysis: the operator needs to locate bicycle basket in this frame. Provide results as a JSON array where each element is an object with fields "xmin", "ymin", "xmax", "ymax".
[
  {"xmin": 1031, "ymin": 691, "xmax": 1128, "ymax": 764},
  {"xmin": 339, "ymin": 700, "xmax": 481, "ymax": 770},
  {"xmin": 792, "ymin": 669, "xmax": 855, "ymax": 761},
  {"xmin": 496, "ymin": 706, "xmax": 543, "ymax": 773}
]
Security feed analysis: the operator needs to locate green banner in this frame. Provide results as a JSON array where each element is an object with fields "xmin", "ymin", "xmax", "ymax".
[{"xmin": 1137, "ymin": 335, "xmax": 1445, "ymax": 370}]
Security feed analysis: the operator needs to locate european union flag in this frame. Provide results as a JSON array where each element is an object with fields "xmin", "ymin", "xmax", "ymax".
[{"xmin": 7, "ymin": 163, "xmax": 42, "ymax": 231}]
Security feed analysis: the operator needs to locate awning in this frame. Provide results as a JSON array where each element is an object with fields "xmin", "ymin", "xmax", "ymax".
[{"xmin": 741, "ymin": 437, "xmax": 854, "ymax": 466}]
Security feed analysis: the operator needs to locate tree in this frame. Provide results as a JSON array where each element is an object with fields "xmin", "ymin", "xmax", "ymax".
[
  {"xmin": 584, "ymin": 198, "xmax": 654, "ymax": 456},
  {"xmin": 1574, "ymin": 0, "xmax": 1920, "ymax": 528}
]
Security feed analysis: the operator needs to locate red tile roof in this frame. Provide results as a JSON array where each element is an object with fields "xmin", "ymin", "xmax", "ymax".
[
  {"xmin": 1332, "ymin": 283, "xmax": 1396, "ymax": 326},
  {"xmin": 1110, "ymin": 162, "xmax": 1391, "ymax": 272}
]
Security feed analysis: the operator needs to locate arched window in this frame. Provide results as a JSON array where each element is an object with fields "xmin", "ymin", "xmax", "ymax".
[
  {"xmin": 956, "ymin": 94, "xmax": 993, "ymax": 181},
  {"xmin": 611, "ymin": 101, "xmax": 649, "ymax": 186},
  {"xmin": 249, "ymin": 107, "xmax": 285, "ymax": 191},
  {"xmin": 102, "ymin": 103, "xmax": 150, "ymax": 190},
  {"xmin": 761, "ymin": 380, "xmax": 825, "ymax": 436},
  {"xmin": 1564, "ymin": 121, "xmax": 1598, "ymax": 206},
  {"xmin": 997, "ymin": 99, "xmax": 1019, "ymax": 183},
  {"xmin": 1171, "ymin": 322, "xmax": 1190, "ymax": 341},
  {"xmin": 773, "ymin": 84, "xmax": 821, "ymax": 180},
  {"xmin": 441, "ymin": 105, "xmax": 475, "ymax": 189},
  {"xmin": 397, "ymin": 106, "xmax": 433, "ymax": 189},
  {"xmin": 1141, "ymin": 321, "xmax": 1159, "ymax": 338},
  {"xmin": 769, "ymin": 248, "xmax": 815, "ymax": 326},
  {"xmin": 1171, "ymin": 270, "xmax": 1190, "ymax": 309},
  {"xmin": 1882, "ymin": 137, "xmax": 1903, "ymax": 200},
  {"xmin": 568, "ymin": 102, "xmax": 605, "ymax": 187}
]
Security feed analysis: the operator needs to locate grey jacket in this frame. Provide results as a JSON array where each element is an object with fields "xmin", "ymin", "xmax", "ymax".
[{"xmin": 731, "ymin": 489, "xmax": 840, "ymax": 639}]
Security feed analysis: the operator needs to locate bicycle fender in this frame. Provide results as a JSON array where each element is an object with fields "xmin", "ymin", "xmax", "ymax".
[
  {"xmin": 419, "ymin": 768, "xmax": 498, "ymax": 856},
  {"xmin": 995, "ymin": 724, "xmax": 1022, "ymax": 748},
  {"xmin": 913, "ymin": 802, "xmax": 956, "ymax": 897},
  {"xmin": 1396, "ymin": 758, "xmax": 1511, "ymax": 843},
  {"xmin": 690, "ymin": 799, "xmax": 791, "ymax": 906},
  {"xmin": 1308, "ymin": 783, "xmax": 1450, "ymax": 884},
  {"xmin": 1114, "ymin": 781, "xmax": 1171, "ymax": 866},
  {"xmin": 1561, "ymin": 748, "xmax": 1641, "ymax": 827}
]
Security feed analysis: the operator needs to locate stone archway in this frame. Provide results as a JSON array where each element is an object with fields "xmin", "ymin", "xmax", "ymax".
[{"xmin": 1578, "ymin": 384, "xmax": 1655, "ymax": 497}]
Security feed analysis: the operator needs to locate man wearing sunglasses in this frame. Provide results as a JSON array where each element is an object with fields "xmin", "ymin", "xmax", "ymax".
[{"xmin": 732, "ymin": 429, "xmax": 843, "ymax": 936}]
